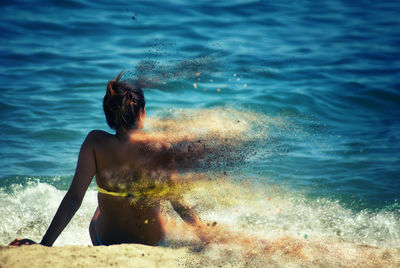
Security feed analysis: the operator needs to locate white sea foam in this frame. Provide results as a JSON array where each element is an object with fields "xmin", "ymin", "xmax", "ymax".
[
  {"xmin": 0, "ymin": 181, "xmax": 97, "ymax": 246},
  {"xmin": 185, "ymin": 179, "xmax": 400, "ymax": 248},
  {"xmin": 1, "ymin": 179, "xmax": 398, "ymax": 248}
]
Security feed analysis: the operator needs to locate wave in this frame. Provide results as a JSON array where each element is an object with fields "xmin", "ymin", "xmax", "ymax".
[{"xmin": 1, "ymin": 177, "xmax": 399, "ymax": 250}]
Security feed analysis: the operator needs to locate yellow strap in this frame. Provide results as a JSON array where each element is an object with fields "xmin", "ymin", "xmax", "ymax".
[{"xmin": 97, "ymin": 186, "xmax": 129, "ymax": 197}]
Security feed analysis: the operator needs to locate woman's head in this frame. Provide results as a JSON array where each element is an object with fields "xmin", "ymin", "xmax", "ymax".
[{"xmin": 103, "ymin": 72, "xmax": 145, "ymax": 133}]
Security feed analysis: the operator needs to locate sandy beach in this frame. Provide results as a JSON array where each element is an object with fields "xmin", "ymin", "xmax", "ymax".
[
  {"xmin": 0, "ymin": 243, "xmax": 188, "ymax": 268},
  {"xmin": 1, "ymin": 237, "xmax": 399, "ymax": 268}
]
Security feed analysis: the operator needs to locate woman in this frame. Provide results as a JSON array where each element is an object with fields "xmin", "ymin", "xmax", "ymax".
[{"xmin": 10, "ymin": 72, "xmax": 211, "ymax": 247}]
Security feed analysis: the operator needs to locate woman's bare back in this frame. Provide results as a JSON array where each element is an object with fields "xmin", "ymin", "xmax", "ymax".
[{"xmin": 90, "ymin": 130, "xmax": 172, "ymax": 245}]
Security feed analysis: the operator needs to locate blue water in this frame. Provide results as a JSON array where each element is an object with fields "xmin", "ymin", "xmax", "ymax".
[{"xmin": 1, "ymin": 0, "xmax": 399, "ymax": 248}]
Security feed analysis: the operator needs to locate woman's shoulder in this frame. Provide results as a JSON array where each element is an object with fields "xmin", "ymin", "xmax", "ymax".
[
  {"xmin": 85, "ymin": 130, "xmax": 115, "ymax": 143},
  {"xmin": 83, "ymin": 130, "xmax": 121, "ymax": 155}
]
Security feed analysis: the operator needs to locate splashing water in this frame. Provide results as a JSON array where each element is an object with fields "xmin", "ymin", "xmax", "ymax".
[{"xmin": 163, "ymin": 177, "xmax": 400, "ymax": 267}]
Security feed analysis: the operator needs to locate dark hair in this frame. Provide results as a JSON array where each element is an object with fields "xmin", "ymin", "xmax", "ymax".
[{"xmin": 103, "ymin": 72, "xmax": 145, "ymax": 133}]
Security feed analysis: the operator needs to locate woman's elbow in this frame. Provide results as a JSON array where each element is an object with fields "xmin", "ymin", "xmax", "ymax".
[{"xmin": 64, "ymin": 191, "xmax": 84, "ymax": 211}]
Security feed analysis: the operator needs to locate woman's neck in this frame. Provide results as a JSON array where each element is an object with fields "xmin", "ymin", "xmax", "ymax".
[
  {"xmin": 116, "ymin": 130, "xmax": 129, "ymax": 141},
  {"xmin": 116, "ymin": 128, "xmax": 141, "ymax": 142}
]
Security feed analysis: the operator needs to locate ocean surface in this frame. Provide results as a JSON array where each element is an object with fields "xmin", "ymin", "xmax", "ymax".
[{"xmin": 1, "ymin": 0, "xmax": 399, "ymax": 264}]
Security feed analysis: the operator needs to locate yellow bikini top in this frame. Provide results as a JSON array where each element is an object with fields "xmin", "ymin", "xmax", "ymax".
[
  {"xmin": 97, "ymin": 184, "xmax": 174, "ymax": 200},
  {"xmin": 97, "ymin": 186, "xmax": 133, "ymax": 198}
]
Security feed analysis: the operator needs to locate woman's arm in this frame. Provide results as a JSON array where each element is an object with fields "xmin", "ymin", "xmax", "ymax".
[
  {"xmin": 170, "ymin": 199, "xmax": 219, "ymax": 245},
  {"xmin": 166, "ymin": 167, "xmax": 216, "ymax": 244},
  {"xmin": 39, "ymin": 131, "xmax": 97, "ymax": 246}
]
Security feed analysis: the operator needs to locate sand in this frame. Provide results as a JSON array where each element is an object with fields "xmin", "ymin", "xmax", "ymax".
[
  {"xmin": 0, "ymin": 244, "xmax": 188, "ymax": 268},
  {"xmin": 1, "ymin": 237, "xmax": 400, "ymax": 268}
]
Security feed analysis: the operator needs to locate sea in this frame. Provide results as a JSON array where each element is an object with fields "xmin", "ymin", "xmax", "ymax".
[{"xmin": 1, "ymin": 0, "xmax": 399, "ymax": 266}]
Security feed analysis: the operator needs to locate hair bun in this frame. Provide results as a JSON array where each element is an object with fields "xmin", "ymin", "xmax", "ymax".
[{"xmin": 103, "ymin": 71, "xmax": 145, "ymax": 133}]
